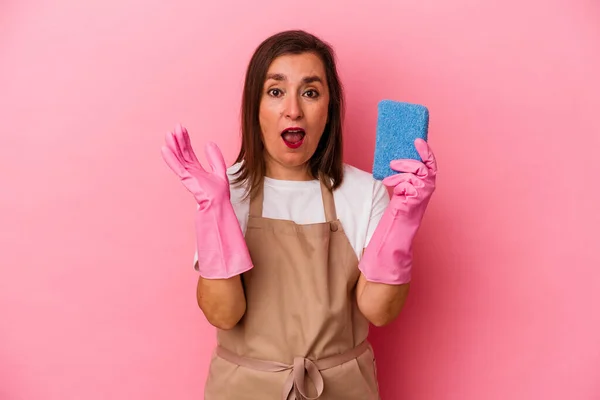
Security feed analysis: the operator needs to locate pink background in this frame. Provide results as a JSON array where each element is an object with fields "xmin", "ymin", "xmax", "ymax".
[{"xmin": 1, "ymin": 0, "xmax": 599, "ymax": 399}]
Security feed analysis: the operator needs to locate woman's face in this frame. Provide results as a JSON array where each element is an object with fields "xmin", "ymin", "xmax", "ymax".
[{"xmin": 259, "ymin": 52, "xmax": 330, "ymax": 179}]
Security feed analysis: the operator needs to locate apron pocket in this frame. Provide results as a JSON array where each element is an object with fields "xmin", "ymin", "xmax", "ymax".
[
  {"xmin": 318, "ymin": 351, "xmax": 380, "ymax": 400},
  {"xmin": 354, "ymin": 348, "xmax": 381, "ymax": 399},
  {"xmin": 204, "ymin": 353, "xmax": 289, "ymax": 400}
]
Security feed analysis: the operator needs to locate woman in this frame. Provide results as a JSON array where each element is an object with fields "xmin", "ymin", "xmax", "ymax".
[{"xmin": 161, "ymin": 30, "xmax": 437, "ymax": 400}]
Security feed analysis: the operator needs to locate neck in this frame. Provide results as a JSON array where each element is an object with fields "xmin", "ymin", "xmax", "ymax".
[{"xmin": 264, "ymin": 158, "xmax": 313, "ymax": 181}]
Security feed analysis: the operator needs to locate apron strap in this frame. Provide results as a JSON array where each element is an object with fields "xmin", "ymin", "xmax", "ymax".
[
  {"xmin": 319, "ymin": 179, "xmax": 337, "ymax": 222},
  {"xmin": 248, "ymin": 176, "xmax": 337, "ymax": 222},
  {"xmin": 249, "ymin": 178, "xmax": 265, "ymax": 218},
  {"xmin": 215, "ymin": 340, "xmax": 372, "ymax": 400}
]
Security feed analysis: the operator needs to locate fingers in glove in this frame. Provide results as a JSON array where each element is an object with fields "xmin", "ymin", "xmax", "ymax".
[
  {"xmin": 204, "ymin": 141, "xmax": 227, "ymax": 179},
  {"xmin": 175, "ymin": 124, "xmax": 202, "ymax": 167},
  {"xmin": 392, "ymin": 180, "xmax": 418, "ymax": 198},
  {"xmin": 383, "ymin": 172, "xmax": 424, "ymax": 190},
  {"xmin": 172, "ymin": 126, "xmax": 198, "ymax": 171},
  {"xmin": 161, "ymin": 145, "xmax": 188, "ymax": 179},
  {"xmin": 389, "ymin": 159, "xmax": 428, "ymax": 178},
  {"xmin": 164, "ymin": 130, "xmax": 186, "ymax": 167},
  {"xmin": 414, "ymin": 138, "xmax": 438, "ymax": 174}
]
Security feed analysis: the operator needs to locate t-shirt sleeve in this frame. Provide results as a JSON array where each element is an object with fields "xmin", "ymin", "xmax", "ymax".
[
  {"xmin": 193, "ymin": 203, "xmax": 200, "ymax": 271},
  {"xmin": 193, "ymin": 249, "xmax": 199, "ymax": 271},
  {"xmin": 364, "ymin": 179, "xmax": 390, "ymax": 248}
]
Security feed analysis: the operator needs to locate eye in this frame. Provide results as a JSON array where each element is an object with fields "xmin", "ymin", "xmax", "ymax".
[
  {"xmin": 304, "ymin": 89, "xmax": 319, "ymax": 98},
  {"xmin": 267, "ymin": 88, "xmax": 283, "ymax": 97}
]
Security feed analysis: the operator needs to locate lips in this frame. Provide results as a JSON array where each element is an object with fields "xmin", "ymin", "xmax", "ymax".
[{"xmin": 281, "ymin": 127, "xmax": 305, "ymax": 149}]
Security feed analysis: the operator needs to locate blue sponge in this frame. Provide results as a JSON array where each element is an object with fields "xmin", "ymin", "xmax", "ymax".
[{"xmin": 372, "ymin": 100, "xmax": 429, "ymax": 180}]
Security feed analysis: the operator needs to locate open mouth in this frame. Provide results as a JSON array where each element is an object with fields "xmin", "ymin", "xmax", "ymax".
[{"xmin": 281, "ymin": 127, "xmax": 305, "ymax": 149}]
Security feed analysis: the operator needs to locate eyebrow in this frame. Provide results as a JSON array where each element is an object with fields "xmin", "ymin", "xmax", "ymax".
[{"xmin": 265, "ymin": 73, "xmax": 324, "ymax": 84}]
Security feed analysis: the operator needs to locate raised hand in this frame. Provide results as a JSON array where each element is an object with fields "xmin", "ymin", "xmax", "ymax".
[
  {"xmin": 161, "ymin": 124, "xmax": 230, "ymax": 210},
  {"xmin": 359, "ymin": 138, "xmax": 438, "ymax": 285},
  {"xmin": 161, "ymin": 124, "xmax": 253, "ymax": 279},
  {"xmin": 382, "ymin": 138, "xmax": 437, "ymax": 217}
]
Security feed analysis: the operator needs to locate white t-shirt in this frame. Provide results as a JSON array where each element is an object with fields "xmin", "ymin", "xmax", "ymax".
[{"xmin": 193, "ymin": 162, "xmax": 390, "ymax": 267}]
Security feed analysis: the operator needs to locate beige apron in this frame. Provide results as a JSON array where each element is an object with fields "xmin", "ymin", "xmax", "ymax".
[{"xmin": 204, "ymin": 179, "xmax": 380, "ymax": 399}]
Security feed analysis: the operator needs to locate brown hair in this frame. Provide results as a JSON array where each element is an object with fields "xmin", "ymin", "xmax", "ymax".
[{"xmin": 231, "ymin": 30, "xmax": 345, "ymax": 199}]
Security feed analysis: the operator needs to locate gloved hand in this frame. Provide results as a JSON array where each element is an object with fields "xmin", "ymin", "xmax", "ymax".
[
  {"xmin": 161, "ymin": 124, "xmax": 253, "ymax": 279},
  {"xmin": 359, "ymin": 138, "xmax": 438, "ymax": 285}
]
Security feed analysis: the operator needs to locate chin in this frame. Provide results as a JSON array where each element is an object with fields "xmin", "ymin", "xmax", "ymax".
[
  {"xmin": 278, "ymin": 154, "xmax": 311, "ymax": 168},
  {"xmin": 264, "ymin": 138, "xmax": 318, "ymax": 171}
]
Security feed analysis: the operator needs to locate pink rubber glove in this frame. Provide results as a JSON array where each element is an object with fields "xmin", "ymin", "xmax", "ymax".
[
  {"xmin": 359, "ymin": 138, "xmax": 438, "ymax": 285},
  {"xmin": 161, "ymin": 124, "xmax": 253, "ymax": 279}
]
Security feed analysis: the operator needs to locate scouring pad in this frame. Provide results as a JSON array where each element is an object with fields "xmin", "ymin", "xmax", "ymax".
[{"xmin": 372, "ymin": 100, "xmax": 429, "ymax": 180}]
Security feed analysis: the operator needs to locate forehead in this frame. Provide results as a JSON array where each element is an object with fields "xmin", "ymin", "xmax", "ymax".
[{"xmin": 266, "ymin": 52, "xmax": 326, "ymax": 80}]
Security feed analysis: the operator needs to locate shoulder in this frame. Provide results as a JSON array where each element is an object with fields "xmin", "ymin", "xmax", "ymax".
[
  {"xmin": 337, "ymin": 163, "xmax": 385, "ymax": 198},
  {"xmin": 227, "ymin": 161, "xmax": 243, "ymax": 179},
  {"xmin": 226, "ymin": 162, "xmax": 248, "ymax": 205},
  {"xmin": 336, "ymin": 163, "xmax": 389, "ymax": 214},
  {"xmin": 340, "ymin": 163, "xmax": 377, "ymax": 186},
  {"xmin": 334, "ymin": 164, "xmax": 389, "ymax": 257}
]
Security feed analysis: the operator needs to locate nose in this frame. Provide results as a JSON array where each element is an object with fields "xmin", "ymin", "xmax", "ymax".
[{"xmin": 284, "ymin": 95, "xmax": 303, "ymax": 121}]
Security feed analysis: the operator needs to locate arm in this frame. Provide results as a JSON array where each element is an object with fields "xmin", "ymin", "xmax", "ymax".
[
  {"xmin": 357, "ymin": 139, "xmax": 437, "ymax": 326},
  {"xmin": 356, "ymin": 175, "xmax": 409, "ymax": 326},
  {"xmin": 190, "ymin": 199, "xmax": 252, "ymax": 330},
  {"xmin": 355, "ymin": 171, "xmax": 410, "ymax": 326},
  {"xmin": 197, "ymin": 274, "xmax": 246, "ymax": 330},
  {"xmin": 356, "ymin": 272, "xmax": 410, "ymax": 327},
  {"xmin": 161, "ymin": 124, "xmax": 253, "ymax": 330}
]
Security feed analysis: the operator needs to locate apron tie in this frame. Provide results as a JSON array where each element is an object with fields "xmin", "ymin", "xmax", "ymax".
[
  {"xmin": 216, "ymin": 341, "xmax": 371, "ymax": 400},
  {"xmin": 282, "ymin": 356, "xmax": 324, "ymax": 400}
]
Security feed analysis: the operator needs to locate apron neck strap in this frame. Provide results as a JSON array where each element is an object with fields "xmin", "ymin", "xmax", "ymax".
[
  {"xmin": 320, "ymin": 179, "xmax": 337, "ymax": 222},
  {"xmin": 249, "ymin": 178, "xmax": 265, "ymax": 218},
  {"xmin": 248, "ymin": 176, "xmax": 337, "ymax": 222}
]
